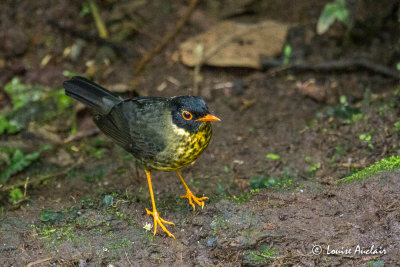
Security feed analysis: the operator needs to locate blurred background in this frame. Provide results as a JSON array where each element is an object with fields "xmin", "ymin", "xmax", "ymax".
[{"xmin": 1, "ymin": 0, "xmax": 400, "ymax": 265}]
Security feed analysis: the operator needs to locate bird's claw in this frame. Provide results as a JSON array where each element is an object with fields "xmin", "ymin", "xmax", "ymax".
[
  {"xmin": 180, "ymin": 190, "xmax": 209, "ymax": 211},
  {"xmin": 145, "ymin": 208, "xmax": 175, "ymax": 239}
]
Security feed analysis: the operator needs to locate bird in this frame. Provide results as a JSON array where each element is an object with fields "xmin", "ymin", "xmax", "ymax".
[{"xmin": 63, "ymin": 76, "xmax": 220, "ymax": 238}]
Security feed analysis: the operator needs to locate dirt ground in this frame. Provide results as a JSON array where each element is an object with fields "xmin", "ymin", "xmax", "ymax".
[{"xmin": 1, "ymin": 0, "xmax": 400, "ymax": 266}]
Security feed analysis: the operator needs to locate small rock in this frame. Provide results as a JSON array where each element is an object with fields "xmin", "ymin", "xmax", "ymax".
[
  {"xmin": 207, "ymin": 236, "xmax": 218, "ymax": 248},
  {"xmin": 69, "ymin": 40, "xmax": 86, "ymax": 62}
]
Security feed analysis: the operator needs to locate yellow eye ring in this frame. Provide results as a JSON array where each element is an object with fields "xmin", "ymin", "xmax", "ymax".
[{"xmin": 182, "ymin": 110, "xmax": 193, "ymax": 120}]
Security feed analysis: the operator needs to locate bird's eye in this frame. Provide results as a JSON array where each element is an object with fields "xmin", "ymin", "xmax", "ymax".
[{"xmin": 182, "ymin": 110, "xmax": 193, "ymax": 120}]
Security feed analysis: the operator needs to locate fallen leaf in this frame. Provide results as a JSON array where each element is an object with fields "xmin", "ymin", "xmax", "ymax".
[
  {"xmin": 179, "ymin": 20, "xmax": 290, "ymax": 69},
  {"xmin": 263, "ymin": 224, "xmax": 275, "ymax": 230}
]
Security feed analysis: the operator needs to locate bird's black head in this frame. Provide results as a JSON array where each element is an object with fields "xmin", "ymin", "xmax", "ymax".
[{"xmin": 170, "ymin": 96, "xmax": 220, "ymax": 134}]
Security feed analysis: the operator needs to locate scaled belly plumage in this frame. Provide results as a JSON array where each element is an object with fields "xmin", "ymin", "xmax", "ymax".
[{"xmin": 148, "ymin": 122, "xmax": 212, "ymax": 171}]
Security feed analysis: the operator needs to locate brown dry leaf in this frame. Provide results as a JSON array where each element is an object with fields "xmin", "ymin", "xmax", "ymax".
[
  {"xmin": 296, "ymin": 79, "xmax": 326, "ymax": 102},
  {"xmin": 234, "ymin": 178, "xmax": 250, "ymax": 191},
  {"xmin": 179, "ymin": 20, "xmax": 289, "ymax": 69},
  {"xmin": 263, "ymin": 224, "xmax": 275, "ymax": 230},
  {"xmin": 239, "ymin": 98, "xmax": 256, "ymax": 111}
]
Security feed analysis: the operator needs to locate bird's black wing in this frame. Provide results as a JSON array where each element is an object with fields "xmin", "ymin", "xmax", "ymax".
[
  {"xmin": 93, "ymin": 101, "xmax": 132, "ymax": 149},
  {"xmin": 94, "ymin": 97, "xmax": 168, "ymax": 161},
  {"xmin": 123, "ymin": 98, "xmax": 168, "ymax": 160}
]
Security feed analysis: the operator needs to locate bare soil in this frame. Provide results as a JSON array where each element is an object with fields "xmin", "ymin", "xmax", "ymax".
[{"xmin": 1, "ymin": 0, "xmax": 400, "ymax": 266}]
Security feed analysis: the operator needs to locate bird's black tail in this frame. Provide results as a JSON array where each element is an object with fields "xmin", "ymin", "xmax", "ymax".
[{"xmin": 63, "ymin": 76, "xmax": 121, "ymax": 114}]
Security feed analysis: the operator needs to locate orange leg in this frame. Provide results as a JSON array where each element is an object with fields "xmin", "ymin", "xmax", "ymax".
[
  {"xmin": 176, "ymin": 170, "xmax": 209, "ymax": 211},
  {"xmin": 144, "ymin": 170, "xmax": 175, "ymax": 239}
]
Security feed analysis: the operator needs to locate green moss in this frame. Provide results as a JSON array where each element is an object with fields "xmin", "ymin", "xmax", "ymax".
[
  {"xmin": 0, "ymin": 145, "xmax": 50, "ymax": 184},
  {"xmin": 9, "ymin": 188, "xmax": 24, "ymax": 204},
  {"xmin": 210, "ymin": 215, "xmax": 227, "ymax": 236},
  {"xmin": 325, "ymin": 95, "xmax": 361, "ymax": 123},
  {"xmin": 1, "ymin": 77, "xmax": 73, "ymax": 135},
  {"xmin": 32, "ymin": 224, "xmax": 76, "ymax": 243},
  {"xmin": 266, "ymin": 153, "xmax": 280, "ymax": 160},
  {"xmin": 230, "ymin": 189, "xmax": 260, "ymax": 204},
  {"xmin": 394, "ymin": 120, "xmax": 400, "ymax": 131},
  {"xmin": 103, "ymin": 196, "xmax": 136, "ymax": 226},
  {"xmin": 83, "ymin": 167, "xmax": 105, "ymax": 182},
  {"xmin": 249, "ymin": 167, "xmax": 297, "ymax": 191},
  {"xmin": 0, "ymin": 114, "xmax": 22, "ymax": 134},
  {"xmin": 155, "ymin": 194, "xmax": 186, "ymax": 212},
  {"xmin": 342, "ymin": 156, "xmax": 400, "ymax": 183},
  {"xmin": 40, "ymin": 209, "xmax": 64, "ymax": 223},
  {"xmin": 103, "ymin": 237, "xmax": 131, "ymax": 250},
  {"xmin": 368, "ymin": 259, "xmax": 385, "ymax": 267},
  {"xmin": 243, "ymin": 245, "xmax": 279, "ymax": 265},
  {"xmin": 250, "ymin": 176, "xmax": 277, "ymax": 189},
  {"xmin": 306, "ymin": 157, "xmax": 321, "ymax": 174}
]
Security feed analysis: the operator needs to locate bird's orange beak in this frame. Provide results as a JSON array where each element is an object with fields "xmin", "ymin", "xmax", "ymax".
[{"xmin": 196, "ymin": 114, "xmax": 221, "ymax": 122}]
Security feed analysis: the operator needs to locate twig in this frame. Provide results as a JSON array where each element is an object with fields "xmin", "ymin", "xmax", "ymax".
[
  {"xmin": 124, "ymin": 247, "xmax": 134, "ymax": 267},
  {"xmin": 64, "ymin": 128, "xmax": 100, "ymax": 143},
  {"xmin": 26, "ymin": 257, "xmax": 52, "ymax": 267},
  {"xmin": 260, "ymin": 56, "xmax": 400, "ymax": 80},
  {"xmin": 134, "ymin": 0, "xmax": 200, "ymax": 74},
  {"xmin": 89, "ymin": 0, "xmax": 109, "ymax": 39},
  {"xmin": 1, "ymin": 167, "xmax": 73, "ymax": 192},
  {"xmin": 193, "ymin": 57, "xmax": 202, "ymax": 95},
  {"xmin": 23, "ymin": 176, "xmax": 29, "ymax": 198},
  {"xmin": 385, "ymin": 199, "xmax": 399, "ymax": 212},
  {"xmin": 47, "ymin": 20, "xmax": 132, "ymax": 57},
  {"xmin": 254, "ymin": 251, "xmax": 314, "ymax": 266}
]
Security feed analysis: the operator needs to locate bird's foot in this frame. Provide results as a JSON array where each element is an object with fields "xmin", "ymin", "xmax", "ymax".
[
  {"xmin": 180, "ymin": 190, "xmax": 209, "ymax": 211},
  {"xmin": 145, "ymin": 208, "xmax": 175, "ymax": 239}
]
